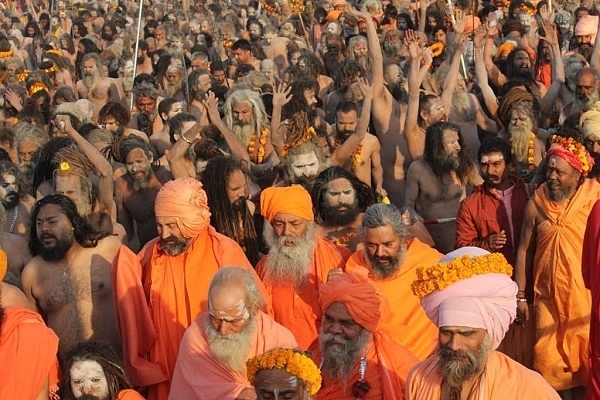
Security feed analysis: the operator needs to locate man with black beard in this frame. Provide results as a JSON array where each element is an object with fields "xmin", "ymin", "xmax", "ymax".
[
  {"xmin": 312, "ymin": 166, "xmax": 374, "ymax": 252},
  {"xmin": 135, "ymin": 40, "xmax": 154, "ymax": 76},
  {"xmin": 344, "ymin": 203, "xmax": 443, "ymax": 361},
  {"xmin": 21, "ymin": 194, "xmax": 122, "ymax": 363},
  {"xmin": 257, "ymin": 185, "xmax": 347, "ymax": 349},
  {"xmin": 115, "ymin": 136, "xmax": 173, "ymax": 250},
  {"xmin": 310, "ymin": 272, "xmax": 419, "ymax": 398},
  {"xmin": 407, "ymin": 247, "xmax": 560, "ymax": 400},
  {"xmin": 573, "ymin": 14, "xmax": 597, "ymax": 62},
  {"xmin": 405, "ymin": 122, "xmax": 482, "ymax": 253},
  {"xmin": 127, "ymin": 82, "xmax": 163, "ymax": 138},
  {"xmin": 169, "ymin": 267, "xmax": 297, "ymax": 399},
  {"xmin": 0, "ymin": 160, "xmax": 36, "ymax": 240}
]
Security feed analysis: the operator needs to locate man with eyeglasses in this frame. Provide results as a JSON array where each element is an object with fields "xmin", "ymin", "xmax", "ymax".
[
  {"xmin": 169, "ymin": 267, "xmax": 295, "ymax": 399},
  {"xmin": 113, "ymin": 178, "xmax": 270, "ymax": 400}
]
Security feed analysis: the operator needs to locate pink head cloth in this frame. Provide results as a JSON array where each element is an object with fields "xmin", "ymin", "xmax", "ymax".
[
  {"xmin": 420, "ymin": 247, "xmax": 518, "ymax": 349},
  {"xmin": 547, "ymin": 143, "xmax": 595, "ymax": 176},
  {"xmin": 575, "ymin": 15, "xmax": 599, "ymax": 43},
  {"xmin": 154, "ymin": 177, "xmax": 211, "ymax": 238}
]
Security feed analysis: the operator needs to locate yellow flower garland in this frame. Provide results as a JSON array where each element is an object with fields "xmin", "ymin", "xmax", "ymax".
[
  {"xmin": 281, "ymin": 126, "xmax": 317, "ymax": 157},
  {"xmin": 0, "ymin": 49, "xmax": 14, "ymax": 58},
  {"xmin": 411, "ymin": 253, "xmax": 513, "ymax": 298},
  {"xmin": 550, "ymin": 135, "xmax": 592, "ymax": 175},
  {"xmin": 246, "ymin": 349, "xmax": 322, "ymax": 395}
]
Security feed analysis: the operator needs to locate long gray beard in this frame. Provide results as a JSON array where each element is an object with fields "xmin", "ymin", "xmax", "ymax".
[
  {"xmin": 165, "ymin": 83, "xmax": 180, "ymax": 98},
  {"xmin": 320, "ymin": 329, "xmax": 373, "ymax": 384},
  {"xmin": 232, "ymin": 123, "xmax": 257, "ymax": 147},
  {"xmin": 438, "ymin": 334, "xmax": 493, "ymax": 389},
  {"xmin": 263, "ymin": 224, "xmax": 315, "ymax": 287},
  {"xmin": 206, "ymin": 315, "xmax": 256, "ymax": 373},
  {"xmin": 83, "ymin": 72, "xmax": 99, "ymax": 89},
  {"xmin": 509, "ymin": 120, "xmax": 533, "ymax": 163},
  {"xmin": 572, "ymin": 92, "xmax": 600, "ymax": 114},
  {"xmin": 452, "ymin": 92, "xmax": 476, "ymax": 120}
]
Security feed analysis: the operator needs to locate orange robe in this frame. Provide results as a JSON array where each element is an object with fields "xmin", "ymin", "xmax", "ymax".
[
  {"xmin": 112, "ymin": 226, "xmax": 270, "ymax": 400},
  {"xmin": 406, "ymin": 351, "xmax": 561, "ymax": 399},
  {"xmin": 116, "ymin": 389, "xmax": 146, "ymax": 399},
  {"xmin": 532, "ymin": 180, "xmax": 600, "ymax": 390},
  {"xmin": 168, "ymin": 311, "xmax": 298, "ymax": 399},
  {"xmin": 0, "ymin": 307, "xmax": 60, "ymax": 399},
  {"xmin": 311, "ymin": 333, "xmax": 418, "ymax": 400},
  {"xmin": 256, "ymin": 236, "xmax": 347, "ymax": 349},
  {"xmin": 345, "ymin": 239, "xmax": 443, "ymax": 360}
]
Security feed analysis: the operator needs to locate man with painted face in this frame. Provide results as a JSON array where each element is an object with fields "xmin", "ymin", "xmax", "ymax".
[
  {"xmin": 113, "ymin": 179, "xmax": 269, "ymax": 400},
  {"xmin": 0, "ymin": 160, "xmax": 35, "ymax": 240},
  {"xmin": 257, "ymin": 185, "xmax": 348, "ymax": 349},
  {"xmin": 169, "ymin": 268, "xmax": 296, "ymax": 399}
]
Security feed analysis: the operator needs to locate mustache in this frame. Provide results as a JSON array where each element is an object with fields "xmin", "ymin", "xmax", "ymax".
[{"xmin": 40, "ymin": 233, "xmax": 57, "ymax": 240}]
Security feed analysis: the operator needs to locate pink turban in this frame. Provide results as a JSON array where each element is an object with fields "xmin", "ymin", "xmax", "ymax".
[
  {"xmin": 418, "ymin": 247, "xmax": 518, "ymax": 349},
  {"xmin": 547, "ymin": 135, "xmax": 595, "ymax": 176},
  {"xmin": 260, "ymin": 185, "xmax": 314, "ymax": 223},
  {"xmin": 319, "ymin": 271, "xmax": 386, "ymax": 332},
  {"xmin": 575, "ymin": 15, "xmax": 599, "ymax": 43},
  {"xmin": 154, "ymin": 177, "xmax": 211, "ymax": 238}
]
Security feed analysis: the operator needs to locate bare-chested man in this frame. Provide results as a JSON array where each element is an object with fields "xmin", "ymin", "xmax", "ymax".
[
  {"xmin": 135, "ymin": 40, "xmax": 154, "ymax": 76},
  {"xmin": 0, "ymin": 161, "xmax": 36, "ymax": 240},
  {"xmin": 75, "ymin": 53, "xmax": 124, "ymax": 123},
  {"xmin": 0, "ymin": 203, "xmax": 31, "ymax": 288},
  {"xmin": 349, "ymin": 7, "xmax": 410, "ymax": 206},
  {"xmin": 21, "ymin": 194, "xmax": 122, "ymax": 363},
  {"xmin": 405, "ymin": 122, "xmax": 482, "ymax": 253},
  {"xmin": 127, "ymin": 82, "xmax": 164, "ymax": 139},
  {"xmin": 115, "ymin": 136, "xmax": 173, "ymax": 251}
]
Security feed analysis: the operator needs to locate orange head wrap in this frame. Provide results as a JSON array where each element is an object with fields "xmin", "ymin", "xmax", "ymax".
[
  {"xmin": 0, "ymin": 249, "xmax": 6, "ymax": 281},
  {"xmin": 547, "ymin": 135, "xmax": 595, "ymax": 176},
  {"xmin": 319, "ymin": 271, "xmax": 386, "ymax": 332},
  {"xmin": 260, "ymin": 185, "xmax": 314, "ymax": 223},
  {"xmin": 154, "ymin": 177, "xmax": 211, "ymax": 238}
]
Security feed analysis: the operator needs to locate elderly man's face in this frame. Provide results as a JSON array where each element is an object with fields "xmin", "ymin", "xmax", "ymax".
[
  {"xmin": 289, "ymin": 151, "xmax": 320, "ymax": 187},
  {"xmin": 55, "ymin": 174, "xmax": 89, "ymax": 216},
  {"xmin": 322, "ymin": 302, "xmax": 363, "ymax": 341},
  {"xmin": 254, "ymin": 369, "xmax": 307, "ymax": 400},
  {"xmin": 156, "ymin": 216, "xmax": 192, "ymax": 255},
  {"xmin": 125, "ymin": 148, "xmax": 153, "ymax": 191},
  {"xmin": 545, "ymin": 155, "xmax": 582, "ymax": 202},
  {"xmin": 232, "ymin": 101, "xmax": 254, "ymax": 126},
  {"xmin": 136, "ymin": 96, "xmax": 157, "ymax": 114},
  {"xmin": 17, "ymin": 139, "xmax": 39, "ymax": 164},
  {"xmin": 208, "ymin": 285, "xmax": 251, "ymax": 335},
  {"xmin": 364, "ymin": 224, "xmax": 405, "ymax": 279},
  {"xmin": 272, "ymin": 213, "xmax": 309, "ymax": 240}
]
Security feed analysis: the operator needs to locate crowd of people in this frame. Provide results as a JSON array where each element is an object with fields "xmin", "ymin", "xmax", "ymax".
[{"xmin": 1, "ymin": 0, "xmax": 600, "ymax": 398}]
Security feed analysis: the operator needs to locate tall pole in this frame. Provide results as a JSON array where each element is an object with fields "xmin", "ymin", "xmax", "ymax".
[{"xmin": 130, "ymin": 0, "xmax": 144, "ymax": 111}]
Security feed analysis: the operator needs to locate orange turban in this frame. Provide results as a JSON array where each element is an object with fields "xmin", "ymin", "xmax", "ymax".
[
  {"xmin": 155, "ymin": 177, "xmax": 211, "ymax": 238},
  {"xmin": 260, "ymin": 185, "xmax": 314, "ymax": 223},
  {"xmin": 319, "ymin": 271, "xmax": 386, "ymax": 332},
  {"xmin": 0, "ymin": 249, "xmax": 6, "ymax": 280}
]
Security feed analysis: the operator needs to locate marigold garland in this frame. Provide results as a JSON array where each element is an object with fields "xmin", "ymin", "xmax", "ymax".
[
  {"xmin": 411, "ymin": 253, "xmax": 513, "ymax": 298},
  {"xmin": 247, "ymin": 127, "xmax": 269, "ymax": 164},
  {"xmin": 0, "ymin": 48, "xmax": 14, "ymax": 59},
  {"xmin": 519, "ymin": 3, "xmax": 536, "ymax": 16},
  {"xmin": 246, "ymin": 349, "xmax": 322, "ymax": 395},
  {"xmin": 16, "ymin": 70, "xmax": 30, "ymax": 83},
  {"xmin": 259, "ymin": 0, "xmax": 277, "ymax": 14},
  {"xmin": 428, "ymin": 42, "xmax": 444, "ymax": 58},
  {"xmin": 282, "ymin": 126, "xmax": 317, "ymax": 157},
  {"xmin": 335, "ymin": 138, "xmax": 363, "ymax": 172},
  {"xmin": 332, "ymin": 228, "xmax": 359, "ymax": 246},
  {"xmin": 550, "ymin": 134, "xmax": 593, "ymax": 175},
  {"xmin": 28, "ymin": 82, "xmax": 49, "ymax": 97},
  {"xmin": 527, "ymin": 132, "xmax": 535, "ymax": 171}
]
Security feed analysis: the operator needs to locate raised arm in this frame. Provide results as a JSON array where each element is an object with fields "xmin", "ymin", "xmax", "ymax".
[
  {"xmin": 440, "ymin": 35, "xmax": 465, "ymax": 116},
  {"xmin": 473, "ymin": 25, "xmax": 498, "ymax": 117},
  {"xmin": 482, "ymin": 21, "xmax": 507, "ymax": 88},
  {"xmin": 404, "ymin": 30, "xmax": 427, "ymax": 159},
  {"xmin": 538, "ymin": 10, "xmax": 565, "ymax": 114},
  {"xmin": 331, "ymin": 78, "xmax": 373, "ymax": 165},
  {"xmin": 202, "ymin": 91, "xmax": 251, "ymax": 165},
  {"xmin": 270, "ymin": 83, "xmax": 293, "ymax": 158},
  {"xmin": 166, "ymin": 121, "xmax": 203, "ymax": 179}
]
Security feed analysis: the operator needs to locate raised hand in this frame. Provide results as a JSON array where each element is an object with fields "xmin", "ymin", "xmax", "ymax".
[
  {"xmin": 539, "ymin": 4, "xmax": 555, "ymax": 24},
  {"xmin": 453, "ymin": 9, "xmax": 467, "ymax": 35},
  {"xmin": 473, "ymin": 24, "xmax": 487, "ymax": 49},
  {"xmin": 539, "ymin": 19, "xmax": 559, "ymax": 46},
  {"xmin": 202, "ymin": 91, "xmax": 221, "ymax": 121},
  {"xmin": 272, "ymin": 82, "xmax": 293, "ymax": 109},
  {"xmin": 355, "ymin": 76, "xmax": 373, "ymax": 99},
  {"xmin": 405, "ymin": 29, "xmax": 423, "ymax": 59}
]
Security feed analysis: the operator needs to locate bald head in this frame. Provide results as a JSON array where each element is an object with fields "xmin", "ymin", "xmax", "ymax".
[{"xmin": 208, "ymin": 267, "xmax": 263, "ymax": 314}]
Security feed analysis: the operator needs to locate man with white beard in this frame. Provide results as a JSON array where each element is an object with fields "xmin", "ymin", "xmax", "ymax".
[
  {"xmin": 564, "ymin": 68, "xmax": 600, "ymax": 118},
  {"xmin": 169, "ymin": 267, "xmax": 297, "ymax": 399},
  {"xmin": 75, "ymin": 53, "xmax": 123, "ymax": 122},
  {"xmin": 257, "ymin": 185, "xmax": 348, "ymax": 349},
  {"xmin": 164, "ymin": 64, "xmax": 186, "ymax": 101}
]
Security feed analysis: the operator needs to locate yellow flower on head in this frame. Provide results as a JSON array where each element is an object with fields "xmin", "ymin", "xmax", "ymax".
[{"xmin": 59, "ymin": 161, "xmax": 70, "ymax": 171}]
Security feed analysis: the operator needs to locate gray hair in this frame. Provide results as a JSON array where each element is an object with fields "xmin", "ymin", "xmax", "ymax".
[
  {"xmin": 224, "ymin": 88, "xmax": 269, "ymax": 132},
  {"xmin": 360, "ymin": 203, "xmax": 410, "ymax": 239},
  {"xmin": 209, "ymin": 267, "xmax": 264, "ymax": 312},
  {"xmin": 13, "ymin": 121, "xmax": 48, "ymax": 150}
]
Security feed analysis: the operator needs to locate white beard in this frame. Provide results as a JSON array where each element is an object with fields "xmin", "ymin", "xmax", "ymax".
[
  {"xmin": 509, "ymin": 118, "xmax": 534, "ymax": 163},
  {"xmin": 205, "ymin": 315, "xmax": 255, "ymax": 373},
  {"xmin": 263, "ymin": 224, "xmax": 315, "ymax": 287}
]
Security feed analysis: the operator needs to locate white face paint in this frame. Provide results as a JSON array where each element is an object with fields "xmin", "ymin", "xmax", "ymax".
[
  {"xmin": 70, "ymin": 360, "xmax": 109, "ymax": 400},
  {"xmin": 290, "ymin": 152, "xmax": 320, "ymax": 179},
  {"xmin": 480, "ymin": 154, "xmax": 504, "ymax": 164},
  {"xmin": 209, "ymin": 298, "xmax": 250, "ymax": 322}
]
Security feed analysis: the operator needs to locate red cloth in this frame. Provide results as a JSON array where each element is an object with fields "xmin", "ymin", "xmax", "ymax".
[
  {"xmin": 0, "ymin": 307, "xmax": 60, "ymax": 399},
  {"xmin": 345, "ymin": 239, "xmax": 443, "ymax": 360},
  {"xmin": 310, "ymin": 334, "xmax": 418, "ymax": 399},
  {"xmin": 583, "ymin": 199, "xmax": 600, "ymax": 400},
  {"xmin": 455, "ymin": 176, "xmax": 535, "ymax": 267},
  {"xmin": 548, "ymin": 144, "xmax": 595, "ymax": 176},
  {"xmin": 257, "ymin": 236, "xmax": 347, "ymax": 349},
  {"xmin": 406, "ymin": 351, "xmax": 561, "ymax": 399},
  {"xmin": 112, "ymin": 226, "xmax": 271, "ymax": 400},
  {"xmin": 168, "ymin": 311, "xmax": 298, "ymax": 399}
]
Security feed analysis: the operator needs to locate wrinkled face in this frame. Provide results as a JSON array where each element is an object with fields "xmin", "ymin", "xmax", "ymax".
[
  {"xmin": 545, "ymin": 155, "xmax": 581, "ymax": 202},
  {"xmin": 166, "ymin": 68, "xmax": 183, "ymax": 85},
  {"xmin": 136, "ymin": 96, "xmax": 157, "ymax": 114},
  {"xmin": 55, "ymin": 174, "xmax": 85, "ymax": 205},
  {"xmin": 479, "ymin": 152, "xmax": 509, "ymax": 188},
  {"xmin": 70, "ymin": 360, "xmax": 109, "ymax": 400},
  {"xmin": 442, "ymin": 129, "xmax": 461, "ymax": 158},
  {"xmin": 517, "ymin": 13, "xmax": 532, "ymax": 31},
  {"xmin": 0, "ymin": 173, "xmax": 18, "ymax": 208},
  {"xmin": 272, "ymin": 213, "xmax": 309, "ymax": 240},
  {"xmin": 322, "ymin": 302, "xmax": 363, "ymax": 342},
  {"xmin": 82, "ymin": 58, "xmax": 97, "ymax": 76},
  {"xmin": 232, "ymin": 101, "xmax": 254, "ymax": 125},
  {"xmin": 171, "ymin": 37, "xmax": 183, "ymax": 49},
  {"xmin": 17, "ymin": 139, "xmax": 40, "ymax": 163},
  {"xmin": 509, "ymin": 110, "xmax": 530, "ymax": 130},
  {"xmin": 576, "ymin": 71, "xmax": 597, "ymax": 100},
  {"xmin": 227, "ymin": 169, "xmax": 248, "ymax": 204},
  {"xmin": 290, "ymin": 151, "xmax": 320, "ymax": 180},
  {"xmin": 125, "ymin": 148, "xmax": 153, "ymax": 179},
  {"xmin": 585, "ymin": 133, "xmax": 600, "ymax": 156},
  {"xmin": 208, "ymin": 285, "xmax": 251, "ymax": 335},
  {"xmin": 254, "ymin": 369, "xmax": 306, "ymax": 400},
  {"xmin": 249, "ymin": 24, "xmax": 262, "ymax": 40}
]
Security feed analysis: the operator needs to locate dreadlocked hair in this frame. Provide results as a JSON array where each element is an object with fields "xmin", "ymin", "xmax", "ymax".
[
  {"xmin": 52, "ymin": 145, "xmax": 97, "ymax": 208},
  {"xmin": 496, "ymin": 87, "xmax": 539, "ymax": 129},
  {"xmin": 60, "ymin": 341, "xmax": 132, "ymax": 399},
  {"xmin": 31, "ymin": 137, "xmax": 74, "ymax": 197},
  {"xmin": 29, "ymin": 194, "xmax": 112, "ymax": 256},
  {"xmin": 201, "ymin": 156, "xmax": 260, "ymax": 266}
]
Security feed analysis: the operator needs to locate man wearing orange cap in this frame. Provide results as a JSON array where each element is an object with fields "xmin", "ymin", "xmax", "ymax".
[
  {"xmin": 310, "ymin": 272, "xmax": 418, "ymax": 399},
  {"xmin": 345, "ymin": 203, "xmax": 443, "ymax": 360},
  {"xmin": 112, "ymin": 177, "xmax": 269, "ymax": 400},
  {"xmin": 407, "ymin": 247, "xmax": 560, "ymax": 399},
  {"xmin": 257, "ymin": 184, "xmax": 348, "ymax": 349},
  {"xmin": 515, "ymin": 136, "xmax": 600, "ymax": 400}
]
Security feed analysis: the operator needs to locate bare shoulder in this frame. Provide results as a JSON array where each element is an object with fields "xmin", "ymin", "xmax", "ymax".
[
  {"xmin": 407, "ymin": 159, "xmax": 429, "ymax": 174},
  {"xmin": 97, "ymin": 235, "xmax": 124, "ymax": 254},
  {"xmin": 154, "ymin": 167, "xmax": 174, "ymax": 184},
  {"xmin": 1, "ymin": 282, "xmax": 31, "ymax": 309},
  {"xmin": 22, "ymin": 194, "xmax": 36, "ymax": 209}
]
